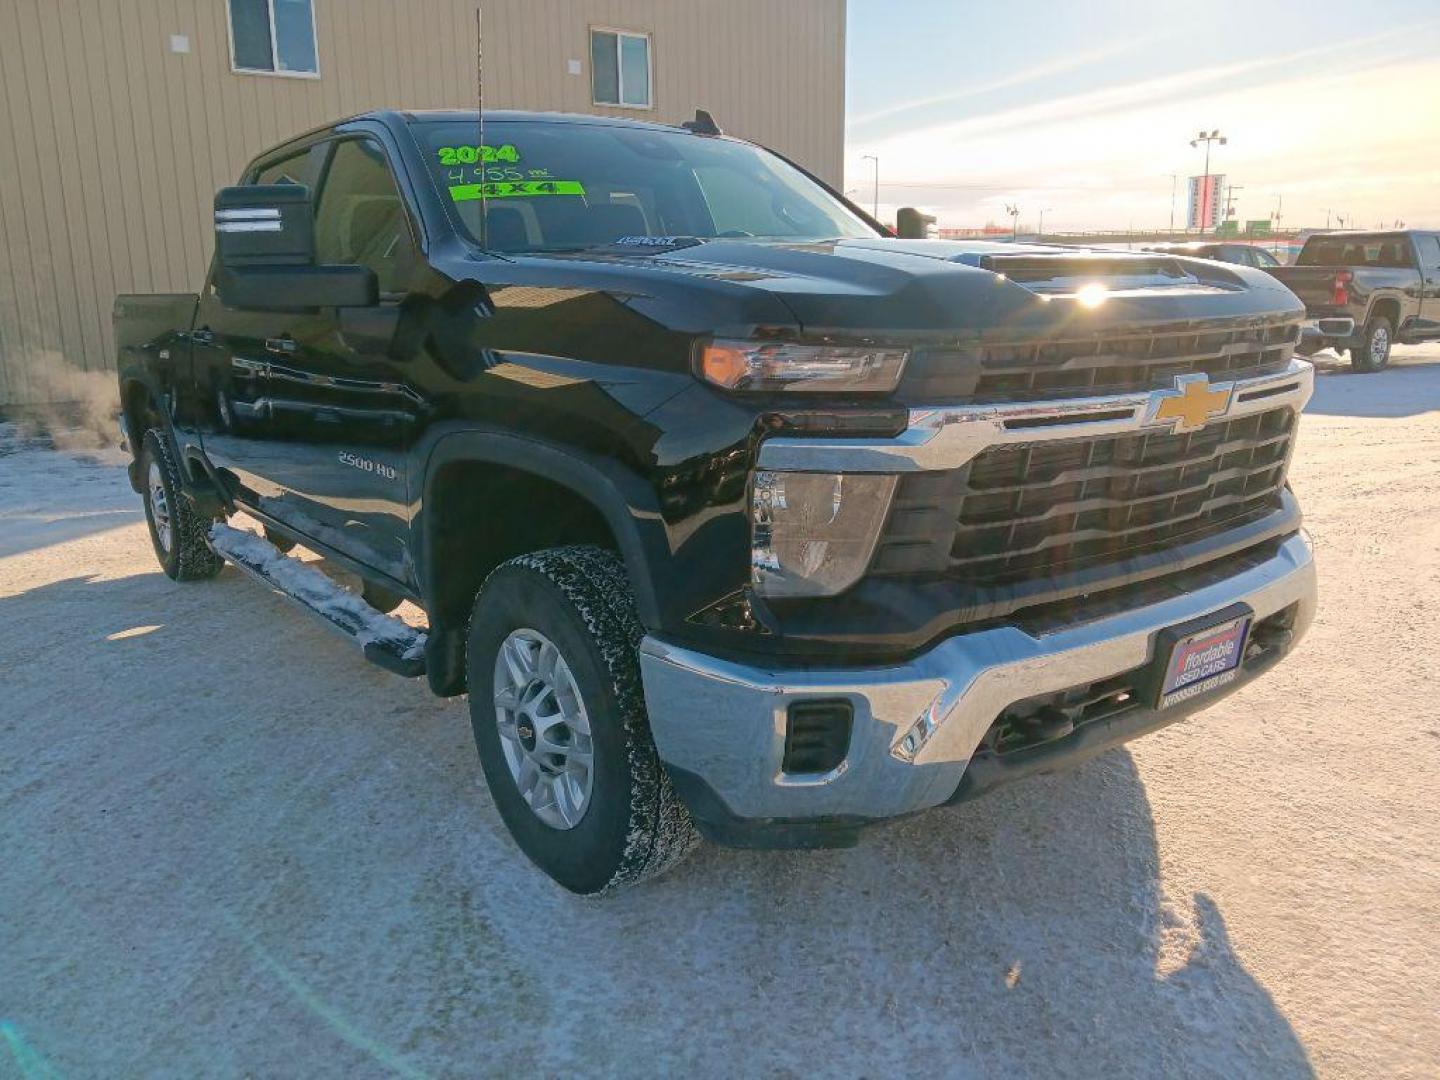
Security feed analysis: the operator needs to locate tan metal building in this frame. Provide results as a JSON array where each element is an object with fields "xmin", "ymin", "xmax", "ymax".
[{"xmin": 0, "ymin": 0, "xmax": 846, "ymax": 408}]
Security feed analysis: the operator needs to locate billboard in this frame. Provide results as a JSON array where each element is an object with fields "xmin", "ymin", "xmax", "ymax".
[{"xmin": 1187, "ymin": 174, "xmax": 1226, "ymax": 230}]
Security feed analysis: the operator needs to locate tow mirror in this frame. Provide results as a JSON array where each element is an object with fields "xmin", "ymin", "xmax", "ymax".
[
  {"xmin": 213, "ymin": 184, "xmax": 377, "ymax": 309},
  {"xmin": 896, "ymin": 207, "xmax": 937, "ymax": 240}
]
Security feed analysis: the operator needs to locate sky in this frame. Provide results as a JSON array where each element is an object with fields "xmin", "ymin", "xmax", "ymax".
[{"xmin": 844, "ymin": 0, "xmax": 1440, "ymax": 232}]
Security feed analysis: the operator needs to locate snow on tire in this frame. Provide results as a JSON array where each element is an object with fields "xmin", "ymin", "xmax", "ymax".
[{"xmin": 466, "ymin": 545, "xmax": 699, "ymax": 893}]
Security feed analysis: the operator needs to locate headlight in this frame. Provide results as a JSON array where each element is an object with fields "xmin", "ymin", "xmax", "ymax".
[
  {"xmin": 699, "ymin": 340, "xmax": 908, "ymax": 393},
  {"xmin": 751, "ymin": 471, "xmax": 897, "ymax": 598}
]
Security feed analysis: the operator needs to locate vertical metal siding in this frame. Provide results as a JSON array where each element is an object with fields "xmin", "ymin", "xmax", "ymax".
[{"xmin": 0, "ymin": 0, "xmax": 844, "ymax": 407}]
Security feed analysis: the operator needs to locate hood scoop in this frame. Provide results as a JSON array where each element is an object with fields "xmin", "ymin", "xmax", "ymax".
[{"xmin": 960, "ymin": 252, "xmax": 1209, "ymax": 294}]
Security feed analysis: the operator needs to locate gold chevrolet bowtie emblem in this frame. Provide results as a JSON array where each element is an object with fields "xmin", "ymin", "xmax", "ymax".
[{"xmin": 1148, "ymin": 374, "xmax": 1233, "ymax": 434}]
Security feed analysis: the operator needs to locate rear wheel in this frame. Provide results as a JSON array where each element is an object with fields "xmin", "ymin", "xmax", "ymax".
[
  {"xmin": 466, "ymin": 546, "xmax": 698, "ymax": 893},
  {"xmin": 1350, "ymin": 315, "xmax": 1392, "ymax": 372},
  {"xmin": 141, "ymin": 429, "xmax": 223, "ymax": 582}
]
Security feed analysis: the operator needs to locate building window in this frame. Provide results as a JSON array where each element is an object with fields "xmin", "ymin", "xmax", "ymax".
[
  {"xmin": 590, "ymin": 29, "xmax": 651, "ymax": 108},
  {"xmin": 228, "ymin": 0, "xmax": 319, "ymax": 77}
]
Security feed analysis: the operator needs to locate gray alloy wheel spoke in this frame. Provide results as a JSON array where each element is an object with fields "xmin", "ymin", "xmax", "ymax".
[
  {"xmin": 1372, "ymin": 328, "xmax": 1389, "ymax": 365},
  {"xmin": 492, "ymin": 627, "xmax": 595, "ymax": 831},
  {"xmin": 147, "ymin": 461, "xmax": 172, "ymax": 553}
]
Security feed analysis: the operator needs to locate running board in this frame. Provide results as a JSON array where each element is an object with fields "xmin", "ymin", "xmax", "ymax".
[{"xmin": 208, "ymin": 523, "xmax": 427, "ymax": 677}]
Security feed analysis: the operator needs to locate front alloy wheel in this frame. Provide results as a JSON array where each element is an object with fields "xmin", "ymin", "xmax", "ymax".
[
  {"xmin": 466, "ymin": 546, "xmax": 698, "ymax": 893},
  {"xmin": 493, "ymin": 628, "xmax": 594, "ymax": 830}
]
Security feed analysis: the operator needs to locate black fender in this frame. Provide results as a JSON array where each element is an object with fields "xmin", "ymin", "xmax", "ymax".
[{"xmin": 415, "ymin": 425, "xmax": 671, "ymax": 631}]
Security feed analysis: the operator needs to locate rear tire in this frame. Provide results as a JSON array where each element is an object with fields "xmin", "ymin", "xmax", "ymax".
[
  {"xmin": 141, "ymin": 429, "xmax": 223, "ymax": 582},
  {"xmin": 466, "ymin": 546, "xmax": 698, "ymax": 893},
  {"xmin": 1349, "ymin": 315, "xmax": 1392, "ymax": 372}
]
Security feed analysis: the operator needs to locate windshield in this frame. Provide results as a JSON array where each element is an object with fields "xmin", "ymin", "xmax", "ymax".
[
  {"xmin": 411, "ymin": 119, "xmax": 878, "ymax": 253},
  {"xmin": 1297, "ymin": 234, "xmax": 1414, "ymax": 268}
]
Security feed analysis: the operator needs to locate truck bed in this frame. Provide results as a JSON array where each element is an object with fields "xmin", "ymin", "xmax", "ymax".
[{"xmin": 113, "ymin": 293, "xmax": 198, "ymax": 356}]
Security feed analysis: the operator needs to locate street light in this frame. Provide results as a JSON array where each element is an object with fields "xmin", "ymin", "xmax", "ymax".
[
  {"xmin": 860, "ymin": 154, "xmax": 879, "ymax": 221},
  {"xmin": 1038, "ymin": 207, "xmax": 1053, "ymax": 238},
  {"xmin": 1188, "ymin": 129, "xmax": 1227, "ymax": 235},
  {"xmin": 1005, "ymin": 203, "xmax": 1020, "ymax": 241}
]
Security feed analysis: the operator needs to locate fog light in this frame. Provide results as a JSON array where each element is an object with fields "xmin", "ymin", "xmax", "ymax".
[{"xmin": 751, "ymin": 471, "xmax": 897, "ymax": 598}]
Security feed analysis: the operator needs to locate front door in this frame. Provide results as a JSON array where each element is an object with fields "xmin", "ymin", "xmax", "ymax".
[{"xmin": 250, "ymin": 134, "xmax": 425, "ymax": 583}]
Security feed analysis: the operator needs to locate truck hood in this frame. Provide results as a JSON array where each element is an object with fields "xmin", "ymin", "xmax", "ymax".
[{"xmin": 626, "ymin": 237, "xmax": 1304, "ymax": 339}]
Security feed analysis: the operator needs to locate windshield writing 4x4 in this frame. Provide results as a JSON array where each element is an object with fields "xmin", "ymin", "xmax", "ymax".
[{"xmin": 413, "ymin": 120, "xmax": 876, "ymax": 253}]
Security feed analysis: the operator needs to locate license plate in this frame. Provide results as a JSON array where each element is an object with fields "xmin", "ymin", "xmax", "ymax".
[{"xmin": 1155, "ymin": 611, "xmax": 1251, "ymax": 709}]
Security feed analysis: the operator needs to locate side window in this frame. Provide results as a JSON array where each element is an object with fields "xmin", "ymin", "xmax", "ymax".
[
  {"xmin": 252, "ymin": 149, "xmax": 313, "ymax": 187},
  {"xmin": 1252, "ymin": 248, "xmax": 1279, "ymax": 267},
  {"xmin": 228, "ymin": 0, "xmax": 318, "ymax": 76},
  {"xmin": 1417, "ymin": 235, "xmax": 1440, "ymax": 270},
  {"xmin": 313, "ymin": 139, "xmax": 419, "ymax": 294},
  {"xmin": 590, "ymin": 29, "xmax": 651, "ymax": 108}
]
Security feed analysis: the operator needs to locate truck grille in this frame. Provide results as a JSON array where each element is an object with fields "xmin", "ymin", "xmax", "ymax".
[
  {"xmin": 875, "ymin": 407, "xmax": 1296, "ymax": 586},
  {"xmin": 902, "ymin": 321, "xmax": 1298, "ymax": 401}
]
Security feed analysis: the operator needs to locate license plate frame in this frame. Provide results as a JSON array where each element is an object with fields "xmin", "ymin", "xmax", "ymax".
[{"xmin": 1149, "ymin": 603, "xmax": 1253, "ymax": 710}]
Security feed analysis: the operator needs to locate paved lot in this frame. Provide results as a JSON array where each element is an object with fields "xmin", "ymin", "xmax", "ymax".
[{"xmin": 2, "ymin": 348, "xmax": 1438, "ymax": 1078}]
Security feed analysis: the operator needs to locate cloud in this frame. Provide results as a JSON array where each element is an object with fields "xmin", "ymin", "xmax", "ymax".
[
  {"xmin": 846, "ymin": 36, "xmax": 1161, "ymax": 131},
  {"xmin": 857, "ymin": 26, "xmax": 1423, "ymax": 170},
  {"xmin": 847, "ymin": 52, "xmax": 1440, "ymax": 230}
]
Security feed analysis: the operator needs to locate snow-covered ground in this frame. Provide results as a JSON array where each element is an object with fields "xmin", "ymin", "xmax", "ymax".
[{"xmin": 2, "ymin": 348, "xmax": 1438, "ymax": 1078}]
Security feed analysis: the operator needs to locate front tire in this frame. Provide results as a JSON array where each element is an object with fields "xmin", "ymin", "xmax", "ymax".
[
  {"xmin": 140, "ymin": 429, "xmax": 223, "ymax": 582},
  {"xmin": 1350, "ymin": 315, "xmax": 1393, "ymax": 372},
  {"xmin": 466, "ymin": 546, "xmax": 698, "ymax": 893}
]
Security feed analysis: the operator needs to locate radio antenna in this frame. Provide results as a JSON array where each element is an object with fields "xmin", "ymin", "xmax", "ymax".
[{"xmin": 475, "ymin": 5, "xmax": 487, "ymax": 249}]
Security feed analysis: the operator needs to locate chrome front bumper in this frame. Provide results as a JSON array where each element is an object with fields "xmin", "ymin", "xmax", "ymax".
[{"xmin": 640, "ymin": 532, "xmax": 1316, "ymax": 827}]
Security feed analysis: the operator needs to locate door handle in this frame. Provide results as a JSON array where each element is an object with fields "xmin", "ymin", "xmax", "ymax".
[{"xmin": 265, "ymin": 336, "xmax": 297, "ymax": 354}]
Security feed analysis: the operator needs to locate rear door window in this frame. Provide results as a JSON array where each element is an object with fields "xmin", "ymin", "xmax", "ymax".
[{"xmin": 1299, "ymin": 235, "xmax": 1415, "ymax": 268}]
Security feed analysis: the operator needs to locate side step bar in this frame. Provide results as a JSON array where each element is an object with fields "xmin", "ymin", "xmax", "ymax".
[{"xmin": 208, "ymin": 523, "xmax": 427, "ymax": 677}]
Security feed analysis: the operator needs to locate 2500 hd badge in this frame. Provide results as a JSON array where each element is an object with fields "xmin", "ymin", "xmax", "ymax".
[{"xmin": 338, "ymin": 451, "xmax": 397, "ymax": 481}]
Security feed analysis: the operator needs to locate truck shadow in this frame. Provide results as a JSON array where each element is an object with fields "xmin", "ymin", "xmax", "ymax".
[
  {"xmin": 0, "ymin": 568, "xmax": 1317, "ymax": 1078},
  {"xmin": 1305, "ymin": 348, "xmax": 1440, "ymax": 418},
  {"xmin": 583, "ymin": 749, "xmax": 1318, "ymax": 1077}
]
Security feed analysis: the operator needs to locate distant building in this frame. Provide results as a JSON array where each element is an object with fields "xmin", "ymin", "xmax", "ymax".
[{"xmin": 0, "ymin": 0, "xmax": 845, "ymax": 408}]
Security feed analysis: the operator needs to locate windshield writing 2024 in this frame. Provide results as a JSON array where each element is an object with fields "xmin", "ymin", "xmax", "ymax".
[{"xmin": 436, "ymin": 144, "xmax": 587, "ymax": 202}]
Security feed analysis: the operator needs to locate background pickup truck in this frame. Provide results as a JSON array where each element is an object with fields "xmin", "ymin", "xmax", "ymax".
[
  {"xmin": 1266, "ymin": 229, "xmax": 1440, "ymax": 371},
  {"xmin": 114, "ymin": 109, "xmax": 1317, "ymax": 893}
]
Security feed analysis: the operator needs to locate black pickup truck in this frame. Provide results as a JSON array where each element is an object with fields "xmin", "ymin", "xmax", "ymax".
[
  {"xmin": 115, "ymin": 110, "xmax": 1318, "ymax": 892},
  {"xmin": 1267, "ymin": 229, "xmax": 1440, "ymax": 370}
]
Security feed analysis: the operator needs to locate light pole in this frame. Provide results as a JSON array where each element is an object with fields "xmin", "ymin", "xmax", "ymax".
[
  {"xmin": 1038, "ymin": 207, "xmax": 1052, "ymax": 238},
  {"xmin": 861, "ymin": 155, "xmax": 879, "ymax": 222},
  {"xmin": 1188, "ymin": 129, "xmax": 1226, "ymax": 235},
  {"xmin": 1169, "ymin": 173, "xmax": 1178, "ymax": 236},
  {"xmin": 1005, "ymin": 203, "xmax": 1020, "ymax": 241}
]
